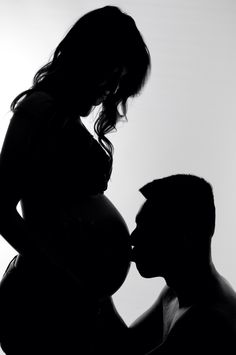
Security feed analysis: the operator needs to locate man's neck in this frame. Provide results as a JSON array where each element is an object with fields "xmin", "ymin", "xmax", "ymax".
[{"xmin": 165, "ymin": 261, "xmax": 220, "ymax": 308}]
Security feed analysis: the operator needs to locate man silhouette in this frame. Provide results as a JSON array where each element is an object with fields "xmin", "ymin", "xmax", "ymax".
[{"xmin": 130, "ymin": 174, "xmax": 236, "ymax": 353}]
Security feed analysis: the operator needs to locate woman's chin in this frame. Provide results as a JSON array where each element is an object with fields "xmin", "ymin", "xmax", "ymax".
[{"xmin": 79, "ymin": 106, "xmax": 93, "ymax": 117}]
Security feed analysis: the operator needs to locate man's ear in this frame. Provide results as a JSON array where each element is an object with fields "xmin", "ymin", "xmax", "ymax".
[{"xmin": 180, "ymin": 230, "xmax": 200, "ymax": 256}]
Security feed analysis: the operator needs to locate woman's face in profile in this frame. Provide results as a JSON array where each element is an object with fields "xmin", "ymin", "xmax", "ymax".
[{"xmin": 79, "ymin": 66, "xmax": 126, "ymax": 116}]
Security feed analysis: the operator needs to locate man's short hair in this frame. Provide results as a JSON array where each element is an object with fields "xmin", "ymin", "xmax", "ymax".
[{"xmin": 140, "ymin": 174, "xmax": 216, "ymax": 239}]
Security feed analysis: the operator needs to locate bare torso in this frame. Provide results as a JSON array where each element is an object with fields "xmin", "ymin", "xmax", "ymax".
[{"xmin": 157, "ymin": 274, "xmax": 236, "ymax": 353}]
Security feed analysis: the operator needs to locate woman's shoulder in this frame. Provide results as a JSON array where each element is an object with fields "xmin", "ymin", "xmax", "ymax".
[{"xmin": 15, "ymin": 90, "xmax": 56, "ymax": 120}]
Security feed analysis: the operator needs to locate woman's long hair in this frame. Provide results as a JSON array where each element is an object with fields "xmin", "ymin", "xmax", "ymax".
[{"xmin": 11, "ymin": 6, "xmax": 151, "ymax": 169}]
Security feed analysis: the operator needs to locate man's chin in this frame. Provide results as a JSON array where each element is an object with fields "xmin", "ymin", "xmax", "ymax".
[{"xmin": 135, "ymin": 263, "xmax": 157, "ymax": 279}]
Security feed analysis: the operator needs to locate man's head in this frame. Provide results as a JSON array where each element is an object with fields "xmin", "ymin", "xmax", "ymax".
[{"xmin": 131, "ymin": 174, "xmax": 216, "ymax": 278}]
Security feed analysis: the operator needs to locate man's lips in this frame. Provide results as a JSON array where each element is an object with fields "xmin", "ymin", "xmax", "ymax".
[{"xmin": 130, "ymin": 247, "xmax": 137, "ymax": 262}]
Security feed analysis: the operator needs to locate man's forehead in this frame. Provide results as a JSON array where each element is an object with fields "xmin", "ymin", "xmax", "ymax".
[
  {"xmin": 135, "ymin": 201, "xmax": 155, "ymax": 223},
  {"xmin": 135, "ymin": 205, "xmax": 144, "ymax": 224}
]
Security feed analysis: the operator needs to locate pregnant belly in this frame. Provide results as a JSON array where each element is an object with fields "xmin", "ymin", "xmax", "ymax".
[
  {"xmin": 62, "ymin": 194, "xmax": 131, "ymax": 298},
  {"xmin": 20, "ymin": 193, "xmax": 131, "ymax": 299}
]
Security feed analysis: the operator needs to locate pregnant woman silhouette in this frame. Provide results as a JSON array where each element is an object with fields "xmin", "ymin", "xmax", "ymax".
[{"xmin": 0, "ymin": 6, "xmax": 151, "ymax": 354}]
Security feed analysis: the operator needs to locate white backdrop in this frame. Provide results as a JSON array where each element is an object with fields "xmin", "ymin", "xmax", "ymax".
[{"xmin": 0, "ymin": 2, "xmax": 236, "ymax": 348}]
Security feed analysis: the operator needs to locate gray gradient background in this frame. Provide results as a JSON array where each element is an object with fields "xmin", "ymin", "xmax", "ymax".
[{"xmin": 0, "ymin": 1, "xmax": 236, "ymax": 350}]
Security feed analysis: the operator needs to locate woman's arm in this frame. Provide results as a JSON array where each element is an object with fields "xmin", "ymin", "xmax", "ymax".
[
  {"xmin": 0, "ymin": 96, "xmax": 79, "ymax": 282},
  {"xmin": 0, "ymin": 104, "xmax": 38, "ymax": 253}
]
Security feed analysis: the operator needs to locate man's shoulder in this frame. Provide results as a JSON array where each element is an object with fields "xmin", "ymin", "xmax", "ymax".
[
  {"xmin": 161, "ymin": 285, "xmax": 177, "ymax": 303},
  {"xmin": 190, "ymin": 278, "xmax": 236, "ymax": 328},
  {"xmin": 176, "ymin": 301, "xmax": 236, "ymax": 340},
  {"xmin": 162, "ymin": 303, "xmax": 236, "ymax": 353}
]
